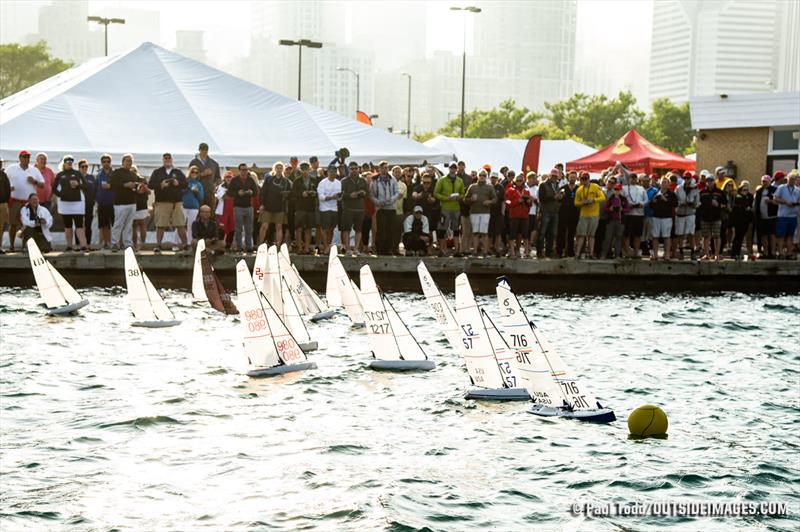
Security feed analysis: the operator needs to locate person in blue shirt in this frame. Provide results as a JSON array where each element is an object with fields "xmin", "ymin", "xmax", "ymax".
[
  {"xmin": 95, "ymin": 154, "xmax": 115, "ymax": 249},
  {"xmin": 183, "ymin": 165, "xmax": 204, "ymax": 246}
]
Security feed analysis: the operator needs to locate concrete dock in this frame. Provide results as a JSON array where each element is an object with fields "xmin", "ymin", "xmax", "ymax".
[{"xmin": 1, "ymin": 250, "xmax": 798, "ymax": 293}]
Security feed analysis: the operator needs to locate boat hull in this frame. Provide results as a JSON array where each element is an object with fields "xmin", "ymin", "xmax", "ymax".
[
  {"xmin": 368, "ymin": 359, "xmax": 435, "ymax": 372},
  {"xmin": 299, "ymin": 341, "xmax": 318, "ymax": 352},
  {"xmin": 528, "ymin": 404, "xmax": 616, "ymax": 423},
  {"xmin": 309, "ymin": 309, "xmax": 335, "ymax": 322},
  {"xmin": 464, "ymin": 387, "xmax": 531, "ymax": 401},
  {"xmin": 247, "ymin": 361, "xmax": 317, "ymax": 377},
  {"xmin": 132, "ymin": 320, "xmax": 182, "ymax": 328},
  {"xmin": 48, "ymin": 299, "xmax": 89, "ymax": 315}
]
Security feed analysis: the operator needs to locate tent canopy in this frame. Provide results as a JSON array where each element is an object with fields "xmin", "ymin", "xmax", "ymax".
[
  {"xmin": 566, "ymin": 129, "xmax": 695, "ymax": 173},
  {"xmin": 0, "ymin": 42, "xmax": 450, "ymax": 168},
  {"xmin": 423, "ymin": 135, "xmax": 595, "ymax": 174}
]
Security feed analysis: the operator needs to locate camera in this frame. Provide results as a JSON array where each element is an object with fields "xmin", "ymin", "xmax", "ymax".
[{"xmin": 335, "ymin": 147, "xmax": 350, "ymax": 162}]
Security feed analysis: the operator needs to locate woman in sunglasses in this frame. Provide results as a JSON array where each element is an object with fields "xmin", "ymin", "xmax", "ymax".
[{"xmin": 54, "ymin": 155, "xmax": 89, "ymax": 252}]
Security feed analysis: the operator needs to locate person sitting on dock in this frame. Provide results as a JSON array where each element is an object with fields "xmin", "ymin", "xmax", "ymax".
[
  {"xmin": 20, "ymin": 193, "xmax": 53, "ymax": 253},
  {"xmin": 191, "ymin": 205, "xmax": 223, "ymax": 254},
  {"xmin": 402, "ymin": 205, "xmax": 430, "ymax": 256}
]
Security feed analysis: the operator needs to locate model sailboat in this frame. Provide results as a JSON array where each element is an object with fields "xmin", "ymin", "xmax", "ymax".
[
  {"xmin": 277, "ymin": 244, "xmax": 334, "ymax": 321},
  {"xmin": 325, "ymin": 245, "xmax": 342, "ymax": 308},
  {"xmin": 454, "ymin": 273, "xmax": 530, "ymax": 401},
  {"xmin": 495, "ymin": 276, "xmax": 615, "ymax": 423},
  {"xmin": 330, "ymin": 251, "xmax": 365, "ymax": 327},
  {"xmin": 124, "ymin": 247, "xmax": 180, "ymax": 327},
  {"xmin": 360, "ymin": 265, "xmax": 434, "ymax": 371},
  {"xmin": 235, "ymin": 260, "xmax": 316, "ymax": 377},
  {"xmin": 26, "ymin": 238, "xmax": 89, "ymax": 315},
  {"xmin": 192, "ymin": 239, "xmax": 238, "ymax": 315},
  {"xmin": 416, "ymin": 261, "xmax": 463, "ymax": 349}
]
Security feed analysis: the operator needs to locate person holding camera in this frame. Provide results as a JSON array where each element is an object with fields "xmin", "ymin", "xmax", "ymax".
[
  {"xmin": 148, "ymin": 153, "xmax": 188, "ymax": 253},
  {"xmin": 504, "ymin": 173, "xmax": 531, "ymax": 258},
  {"xmin": 369, "ymin": 161, "xmax": 402, "ymax": 255},
  {"xmin": 317, "ymin": 165, "xmax": 342, "ymax": 254},
  {"xmin": 130, "ymin": 166, "xmax": 150, "ymax": 251},
  {"xmin": 340, "ymin": 165, "xmax": 369, "ymax": 256},
  {"xmin": 110, "ymin": 154, "xmax": 139, "ymax": 252},
  {"xmin": 601, "ymin": 184, "xmax": 629, "ymax": 259},
  {"xmin": 291, "ymin": 162, "xmax": 318, "ymax": 254},
  {"xmin": 54, "ymin": 155, "xmax": 89, "ymax": 252},
  {"xmin": 465, "ymin": 169, "xmax": 497, "ymax": 257},
  {"xmin": 257, "ymin": 161, "xmax": 291, "ymax": 247},
  {"xmin": 183, "ymin": 165, "xmax": 205, "ymax": 246},
  {"xmin": 226, "ymin": 163, "xmax": 258, "ymax": 253},
  {"xmin": 648, "ymin": 177, "xmax": 678, "ymax": 260},
  {"xmin": 573, "ymin": 171, "xmax": 605, "ymax": 259},
  {"xmin": 20, "ymin": 193, "xmax": 53, "ymax": 252}
]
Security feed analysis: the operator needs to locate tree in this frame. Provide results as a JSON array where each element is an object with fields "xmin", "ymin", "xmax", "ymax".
[
  {"xmin": 639, "ymin": 98, "xmax": 693, "ymax": 155},
  {"xmin": 413, "ymin": 131, "xmax": 437, "ymax": 143},
  {"xmin": 0, "ymin": 41, "xmax": 72, "ymax": 99},
  {"xmin": 437, "ymin": 99, "xmax": 542, "ymax": 138},
  {"xmin": 545, "ymin": 91, "xmax": 645, "ymax": 148},
  {"xmin": 512, "ymin": 122, "xmax": 584, "ymax": 143}
]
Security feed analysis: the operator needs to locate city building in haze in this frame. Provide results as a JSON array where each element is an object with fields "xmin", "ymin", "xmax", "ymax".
[
  {"xmin": 175, "ymin": 30, "xmax": 206, "ymax": 64},
  {"xmin": 649, "ymin": 0, "xmax": 799, "ymax": 103}
]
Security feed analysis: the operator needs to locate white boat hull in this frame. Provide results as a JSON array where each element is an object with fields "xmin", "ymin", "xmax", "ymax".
[
  {"xmin": 48, "ymin": 299, "xmax": 89, "ymax": 316},
  {"xmin": 309, "ymin": 309, "xmax": 335, "ymax": 322},
  {"xmin": 529, "ymin": 404, "xmax": 616, "ymax": 423},
  {"xmin": 464, "ymin": 387, "xmax": 531, "ymax": 401},
  {"xmin": 247, "ymin": 361, "xmax": 317, "ymax": 377},
  {"xmin": 368, "ymin": 359, "xmax": 435, "ymax": 372},
  {"xmin": 299, "ymin": 341, "xmax": 318, "ymax": 352},
  {"xmin": 132, "ymin": 320, "xmax": 182, "ymax": 328}
]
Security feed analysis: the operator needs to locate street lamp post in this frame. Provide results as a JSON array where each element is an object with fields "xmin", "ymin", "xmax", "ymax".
[
  {"xmin": 279, "ymin": 39, "xmax": 323, "ymax": 101},
  {"xmin": 87, "ymin": 16, "xmax": 126, "ymax": 56},
  {"xmin": 449, "ymin": 6, "xmax": 481, "ymax": 138},
  {"xmin": 336, "ymin": 67, "xmax": 360, "ymax": 115},
  {"xmin": 401, "ymin": 72, "xmax": 412, "ymax": 138}
]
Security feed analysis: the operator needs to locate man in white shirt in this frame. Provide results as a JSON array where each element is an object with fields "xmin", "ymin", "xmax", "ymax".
[
  {"xmin": 621, "ymin": 172, "xmax": 648, "ymax": 257},
  {"xmin": 773, "ymin": 170, "xmax": 800, "ymax": 258},
  {"xmin": 6, "ymin": 150, "xmax": 44, "ymax": 252},
  {"xmin": 21, "ymin": 193, "xmax": 53, "ymax": 252},
  {"xmin": 316, "ymin": 170, "xmax": 341, "ymax": 254}
]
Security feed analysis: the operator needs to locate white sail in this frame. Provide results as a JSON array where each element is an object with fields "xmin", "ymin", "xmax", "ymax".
[
  {"xmin": 481, "ymin": 309, "xmax": 523, "ymax": 389},
  {"xmin": 359, "ymin": 265, "xmax": 401, "ymax": 360},
  {"xmin": 27, "ymin": 238, "xmax": 67, "ymax": 308},
  {"xmin": 260, "ymin": 292, "xmax": 308, "ymax": 365},
  {"xmin": 416, "ymin": 261, "xmax": 462, "ymax": 349},
  {"xmin": 295, "ymin": 263, "xmax": 328, "ymax": 313},
  {"xmin": 325, "ymin": 245, "xmax": 342, "ymax": 308},
  {"xmin": 124, "ymin": 247, "xmax": 156, "ymax": 321},
  {"xmin": 46, "ymin": 263, "xmax": 83, "ymax": 304},
  {"xmin": 350, "ymin": 279, "xmax": 364, "ymax": 310},
  {"xmin": 192, "ymin": 238, "xmax": 208, "ymax": 302},
  {"xmin": 277, "ymin": 251, "xmax": 313, "ymax": 315},
  {"xmin": 332, "ymin": 256, "xmax": 364, "ymax": 325},
  {"xmin": 384, "ymin": 295, "xmax": 427, "ymax": 361},
  {"xmin": 142, "ymin": 272, "xmax": 175, "ymax": 321},
  {"xmin": 279, "ymin": 243, "xmax": 291, "ymax": 263},
  {"xmin": 235, "ymin": 260, "xmax": 281, "ymax": 369},
  {"xmin": 453, "ymin": 273, "xmax": 505, "ymax": 389},
  {"xmin": 281, "ymin": 275, "xmax": 312, "ymax": 345},
  {"xmin": 252, "ymin": 243, "xmax": 268, "ymax": 291},
  {"xmin": 495, "ymin": 278, "xmax": 597, "ymax": 410},
  {"xmin": 266, "ymin": 245, "xmax": 283, "ymax": 319}
]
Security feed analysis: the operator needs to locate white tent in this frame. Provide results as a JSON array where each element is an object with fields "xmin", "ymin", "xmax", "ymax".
[
  {"xmin": 423, "ymin": 135, "xmax": 595, "ymax": 174},
  {"xmin": 0, "ymin": 42, "xmax": 450, "ymax": 168}
]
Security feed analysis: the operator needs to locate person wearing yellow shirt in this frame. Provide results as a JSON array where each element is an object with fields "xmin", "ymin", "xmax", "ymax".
[
  {"xmin": 714, "ymin": 166, "xmax": 737, "ymax": 192},
  {"xmin": 574, "ymin": 172, "xmax": 606, "ymax": 259}
]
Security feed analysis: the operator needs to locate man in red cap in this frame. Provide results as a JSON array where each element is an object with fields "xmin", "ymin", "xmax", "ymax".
[{"xmin": 5, "ymin": 150, "xmax": 44, "ymax": 252}]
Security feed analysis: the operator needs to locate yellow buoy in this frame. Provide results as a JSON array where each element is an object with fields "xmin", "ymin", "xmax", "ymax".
[{"xmin": 627, "ymin": 405, "xmax": 668, "ymax": 437}]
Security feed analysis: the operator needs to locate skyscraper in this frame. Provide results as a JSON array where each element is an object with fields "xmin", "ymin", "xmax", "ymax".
[{"xmin": 649, "ymin": 0, "xmax": 796, "ymax": 102}]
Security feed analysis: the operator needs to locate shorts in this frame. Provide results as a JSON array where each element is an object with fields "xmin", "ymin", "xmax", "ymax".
[
  {"xmin": 508, "ymin": 217, "xmax": 528, "ymax": 239},
  {"xmin": 575, "ymin": 216, "xmax": 599, "ymax": 237},
  {"xmin": 97, "ymin": 204, "xmax": 115, "ymax": 228},
  {"xmin": 470, "ymin": 213, "xmax": 490, "ymax": 234},
  {"xmin": 0, "ymin": 202, "xmax": 8, "ymax": 228},
  {"xmin": 8, "ymin": 199, "xmax": 24, "ymax": 226},
  {"xmin": 154, "ymin": 202, "xmax": 186, "ymax": 228},
  {"xmin": 624, "ymin": 215, "xmax": 644, "ymax": 238},
  {"xmin": 62, "ymin": 214, "xmax": 84, "ymax": 229},
  {"xmin": 488, "ymin": 213, "xmax": 504, "ymax": 239},
  {"xmin": 757, "ymin": 217, "xmax": 776, "ymax": 236},
  {"xmin": 320, "ymin": 210, "xmax": 338, "ymax": 229},
  {"xmin": 340, "ymin": 209, "xmax": 364, "ymax": 232},
  {"xmin": 699, "ymin": 219, "xmax": 722, "ymax": 237},
  {"xmin": 294, "ymin": 210, "xmax": 313, "ymax": 228},
  {"xmin": 439, "ymin": 210, "xmax": 460, "ymax": 236},
  {"xmin": 651, "ymin": 217, "xmax": 672, "ymax": 238},
  {"xmin": 259, "ymin": 211, "xmax": 286, "ymax": 225},
  {"xmin": 133, "ymin": 209, "xmax": 149, "ymax": 221},
  {"xmin": 776, "ymin": 216, "xmax": 798, "ymax": 238},
  {"xmin": 674, "ymin": 215, "xmax": 695, "ymax": 235}
]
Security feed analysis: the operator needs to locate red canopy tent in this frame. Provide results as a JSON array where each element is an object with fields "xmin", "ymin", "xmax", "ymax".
[{"xmin": 566, "ymin": 129, "xmax": 695, "ymax": 173}]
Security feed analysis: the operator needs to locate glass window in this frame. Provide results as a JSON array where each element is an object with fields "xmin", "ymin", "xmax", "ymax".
[{"xmin": 772, "ymin": 129, "xmax": 799, "ymax": 151}]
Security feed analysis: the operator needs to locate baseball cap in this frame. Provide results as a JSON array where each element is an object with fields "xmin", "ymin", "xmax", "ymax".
[
  {"xmin": 613, "ymin": 184, "xmax": 623, "ymax": 190},
  {"xmin": 774, "ymin": 171, "xmax": 786, "ymax": 180},
  {"xmin": 448, "ymin": 162, "xmax": 457, "ymax": 168},
  {"xmin": 19, "ymin": 150, "xmax": 30, "ymax": 157},
  {"xmin": 198, "ymin": 142, "xmax": 209, "ymax": 150},
  {"xmin": 549, "ymin": 168, "xmax": 559, "ymax": 176},
  {"xmin": 714, "ymin": 166, "xmax": 725, "ymax": 175},
  {"xmin": 482, "ymin": 163, "xmax": 492, "ymax": 170},
  {"xmin": 413, "ymin": 205, "xmax": 423, "ymax": 213},
  {"xmin": 526, "ymin": 171, "xmax": 536, "ymax": 178},
  {"xmin": 761, "ymin": 175, "xmax": 771, "ymax": 183},
  {"xmin": 704, "ymin": 173, "xmax": 715, "ymax": 181}
]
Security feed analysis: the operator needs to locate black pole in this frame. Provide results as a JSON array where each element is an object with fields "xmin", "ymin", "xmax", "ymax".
[
  {"xmin": 406, "ymin": 75, "xmax": 411, "ymax": 138},
  {"xmin": 104, "ymin": 23, "xmax": 108, "ymax": 56},
  {"xmin": 356, "ymin": 73, "xmax": 360, "ymax": 113},
  {"xmin": 297, "ymin": 45, "xmax": 302, "ymax": 101}
]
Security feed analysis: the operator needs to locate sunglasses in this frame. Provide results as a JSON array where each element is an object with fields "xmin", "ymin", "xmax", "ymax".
[
  {"xmin": 79, "ymin": 164, "xmax": 88, "ymax": 168},
  {"xmin": 65, "ymin": 159, "xmax": 74, "ymax": 163}
]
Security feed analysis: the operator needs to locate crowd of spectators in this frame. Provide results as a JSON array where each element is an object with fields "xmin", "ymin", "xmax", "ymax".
[{"xmin": 1, "ymin": 144, "xmax": 798, "ymax": 261}]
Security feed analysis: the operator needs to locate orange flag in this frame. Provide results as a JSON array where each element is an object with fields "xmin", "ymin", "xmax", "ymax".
[{"xmin": 356, "ymin": 111, "xmax": 372, "ymax": 126}]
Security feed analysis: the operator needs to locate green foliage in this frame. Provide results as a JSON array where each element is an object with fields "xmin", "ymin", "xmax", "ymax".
[
  {"xmin": 437, "ymin": 99, "xmax": 542, "ymax": 139},
  {"xmin": 545, "ymin": 91, "xmax": 645, "ymax": 148},
  {"xmin": 511, "ymin": 122, "xmax": 579, "ymax": 142},
  {"xmin": 413, "ymin": 130, "xmax": 437, "ymax": 143},
  {"xmin": 0, "ymin": 41, "xmax": 72, "ymax": 99},
  {"xmin": 639, "ymin": 98, "xmax": 694, "ymax": 155}
]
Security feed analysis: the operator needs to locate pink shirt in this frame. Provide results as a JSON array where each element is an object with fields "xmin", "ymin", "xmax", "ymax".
[{"xmin": 36, "ymin": 166, "xmax": 55, "ymax": 203}]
